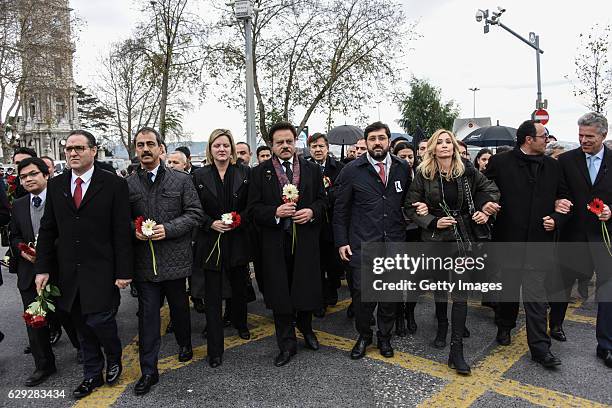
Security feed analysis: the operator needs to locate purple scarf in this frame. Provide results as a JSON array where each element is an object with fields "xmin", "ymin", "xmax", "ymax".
[{"xmin": 272, "ymin": 154, "xmax": 301, "ymax": 192}]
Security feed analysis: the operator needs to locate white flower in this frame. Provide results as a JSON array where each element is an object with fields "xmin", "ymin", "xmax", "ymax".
[
  {"xmin": 221, "ymin": 213, "xmax": 234, "ymax": 225},
  {"xmin": 282, "ymin": 183, "xmax": 299, "ymax": 202},
  {"xmin": 141, "ymin": 219, "xmax": 156, "ymax": 237}
]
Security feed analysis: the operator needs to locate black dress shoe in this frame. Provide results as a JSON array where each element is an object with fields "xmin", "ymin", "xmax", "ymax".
[
  {"xmin": 313, "ymin": 308, "xmax": 326, "ymax": 318},
  {"xmin": 377, "ymin": 338, "xmax": 394, "ymax": 358},
  {"xmin": 549, "ymin": 326, "xmax": 567, "ymax": 342},
  {"xmin": 24, "ymin": 345, "xmax": 31, "ymax": 354},
  {"xmin": 274, "ymin": 350, "xmax": 296, "ymax": 367},
  {"xmin": 178, "ymin": 345, "xmax": 193, "ymax": 362},
  {"xmin": 73, "ymin": 375, "xmax": 104, "ymax": 399},
  {"xmin": 303, "ymin": 332, "xmax": 320, "ymax": 350},
  {"xmin": 76, "ymin": 349, "xmax": 84, "ymax": 364},
  {"xmin": 106, "ymin": 361, "xmax": 122, "ymax": 385},
  {"xmin": 25, "ymin": 367, "xmax": 56, "ymax": 387},
  {"xmin": 49, "ymin": 329, "xmax": 62, "ymax": 345},
  {"xmin": 165, "ymin": 320, "xmax": 174, "ymax": 334},
  {"xmin": 350, "ymin": 336, "xmax": 372, "ymax": 360},
  {"xmin": 346, "ymin": 302, "xmax": 355, "ymax": 318},
  {"xmin": 238, "ymin": 327, "xmax": 251, "ymax": 340},
  {"xmin": 134, "ymin": 373, "xmax": 159, "ymax": 396},
  {"xmin": 208, "ymin": 356, "xmax": 222, "ymax": 368},
  {"xmin": 532, "ymin": 352, "xmax": 561, "ymax": 368},
  {"xmin": 496, "ymin": 328, "xmax": 511, "ymax": 346},
  {"xmin": 597, "ymin": 348, "xmax": 612, "ymax": 368}
]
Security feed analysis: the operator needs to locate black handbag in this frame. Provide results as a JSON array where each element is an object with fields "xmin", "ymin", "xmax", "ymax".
[{"xmin": 463, "ymin": 176, "xmax": 492, "ymax": 242}]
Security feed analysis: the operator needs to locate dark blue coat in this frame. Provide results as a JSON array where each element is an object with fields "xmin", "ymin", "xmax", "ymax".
[{"xmin": 333, "ymin": 153, "xmax": 411, "ymax": 269}]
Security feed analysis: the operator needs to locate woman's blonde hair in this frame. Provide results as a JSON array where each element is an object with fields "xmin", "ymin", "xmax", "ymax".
[
  {"xmin": 417, "ymin": 129, "xmax": 465, "ymax": 181},
  {"xmin": 206, "ymin": 129, "xmax": 237, "ymax": 165}
]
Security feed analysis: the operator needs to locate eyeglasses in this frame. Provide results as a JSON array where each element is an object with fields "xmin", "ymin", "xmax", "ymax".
[
  {"xmin": 64, "ymin": 145, "xmax": 89, "ymax": 153},
  {"xmin": 19, "ymin": 171, "xmax": 41, "ymax": 181}
]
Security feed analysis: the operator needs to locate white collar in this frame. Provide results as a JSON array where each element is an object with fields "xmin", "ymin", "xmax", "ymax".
[
  {"xmin": 366, "ymin": 152, "xmax": 391, "ymax": 167},
  {"xmin": 586, "ymin": 146, "xmax": 605, "ymax": 160},
  {"xmin": 280, "ymin": 156, "xmax": 294, "ymax": 166},
  {"xmin": 71, "ymin": 165, "xmax": 94, "ymax": 184},
  {"xmin": 146, "ymin": 163, "xmax": 161, "ymax": 176},
  {"xmin": 31, "ymin": 188, "xmax": 47, "ymax": 204}
]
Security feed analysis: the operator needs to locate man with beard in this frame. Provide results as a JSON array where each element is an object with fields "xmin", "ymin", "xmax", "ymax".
[
  {"xmin": 307, "ymin": 133, "xmax": 344, "ymax": 316},
  {"xmin": 248, "ymin": 121, "xmax": 326, "ymax": 366},
  {"xmin": 334, "ymin": 121, "xmax": 411, "ymax": 359},
  {"xmin": 236, "ymin": 142, "xmax": 252, "ymax": 165}
]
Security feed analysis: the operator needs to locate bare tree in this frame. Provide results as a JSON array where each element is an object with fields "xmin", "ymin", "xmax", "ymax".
[
  {"xmin": 568, "ymin": 24, "xmax": 612, "ymax": 113},
  {"xmin": 134, "ymin": 0, "xmax": 208, "ymax": 140},
  {"xmin": 206, "ymin": 0, "xmax": 413, "ymax": 142}
]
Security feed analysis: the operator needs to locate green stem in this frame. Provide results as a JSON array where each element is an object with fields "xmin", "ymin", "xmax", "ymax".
[
  {"xmin": 205, "ymin": 233, "xmax": 222, "ymax": 265},
  {"xmin": 602, "ymin": 222, "xmax": 612, "ymax": 257},
  {"xmin": 292, "ymin": 222, "xmax": 297, "ymax": 254},
  {"xmin": 149, "ymin": 239, "xmax": 157, "ymax": 275}
]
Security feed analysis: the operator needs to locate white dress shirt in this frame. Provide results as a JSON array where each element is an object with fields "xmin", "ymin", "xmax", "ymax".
[{"xmin": 71, "ymin": 165, "xmax": 95, "ymax": 197}]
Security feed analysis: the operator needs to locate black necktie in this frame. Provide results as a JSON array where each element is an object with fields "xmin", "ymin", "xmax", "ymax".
[
  {"xmin": 32, "ymin": 196, "xmax": 42, "ymax": 208},
  {"xmin": 283, "ymin": 161, "xmax": 293, "ymax": 181},
  {"xmin": 147, "ymin": 172, "xmax": 154, "ymax": 185}
]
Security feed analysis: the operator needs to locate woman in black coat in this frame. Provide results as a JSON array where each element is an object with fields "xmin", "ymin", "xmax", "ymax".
[
  {"xmin": 406, "ymin": 129, "xmax": 500, "ymax": 375},
  {"xmin": 192, "ymin": 129, "xmax": 251, "ymax": 368}
]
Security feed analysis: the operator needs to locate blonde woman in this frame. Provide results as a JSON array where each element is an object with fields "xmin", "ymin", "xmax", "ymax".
[
  {"xmin": 406, "ymin": 129, "xmax": 500, "ymax": 375},
  {"xmin": 192, "ymin": 129, "xmax": 252, "ymax": 368}
]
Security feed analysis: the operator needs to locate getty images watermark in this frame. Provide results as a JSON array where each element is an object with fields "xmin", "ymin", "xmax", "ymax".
[{"xmin": 360, "ymin": 242, "xmax": 604, "ymax": 303}]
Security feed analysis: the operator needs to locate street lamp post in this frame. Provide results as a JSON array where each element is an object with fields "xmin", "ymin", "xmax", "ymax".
[
  {"xmin": 233, "ymin": 0, "xmax": 257, "ymax": 164},
  {"xmin": 468, "ymin": 87, "xmax": 480, "ymax": 118},
  {"xmin": 475, "ymin": 7, "xmax": 546, "ymax": 110},
  {"xmin": 376, "ymin": 100, "xmax": 381, "ymax": 121}
]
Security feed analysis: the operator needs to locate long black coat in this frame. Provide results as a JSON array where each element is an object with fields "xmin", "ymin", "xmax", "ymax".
[
  {"xmin": 484, "ymin": 148, "xmax": 569, "ymax": 243},
  {"xmin": 192, "ymin": 163, "xmax": 251, "ymax": 271},
  {"xmin": 35, "ymin": 168, "xmax": 133, "ymax": 314},
  {"xmin": 558, "ymin": 147, "xmax": 612, "ymax": 242},
  {"xmin": 9, "ymin": 194, "xmax": 39, "ymax": 291},
  {"xmin": 309, "ymin": 156, "xmax": 344, "ymax": 243},
  {"xmin": 247, "ymin": 156, "xmax": 326, "ymax": 313},
  {"xmin": 333, "ymin": 153, "xmax": 411, "ymax": 270}
]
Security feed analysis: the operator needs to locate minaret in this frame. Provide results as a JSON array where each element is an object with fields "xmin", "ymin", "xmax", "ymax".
[{"xmin": 18, "ymin": 0, "xmax": 80, "ymax": 160}]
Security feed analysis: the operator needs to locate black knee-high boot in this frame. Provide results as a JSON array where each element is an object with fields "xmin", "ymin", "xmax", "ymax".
[{"xmin": 448, "ymin": 301, "xmax": 471, "ymax": 375}]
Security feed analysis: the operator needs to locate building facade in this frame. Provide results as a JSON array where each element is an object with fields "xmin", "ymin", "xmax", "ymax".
[{"xmin": 17, "ymin": 0, "xmax": 80, "ymax": 160}]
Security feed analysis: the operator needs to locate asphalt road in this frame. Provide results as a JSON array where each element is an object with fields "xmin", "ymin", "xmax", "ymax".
[{"xmin": 0, "ymin": 260, "xmax": 610, "ymax": 408}]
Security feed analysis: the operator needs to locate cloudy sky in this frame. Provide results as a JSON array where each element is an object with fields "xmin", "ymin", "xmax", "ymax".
[{"xmin": 71, "ymin": 0, "xmax": 612, "ymax": 144}]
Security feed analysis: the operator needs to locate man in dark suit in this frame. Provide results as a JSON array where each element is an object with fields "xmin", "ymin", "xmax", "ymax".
[
  {"xmin": 10, "ymin": 157, "xmax": 75, "ymax": 386},
  {"xmin": 333, "ymin": 121, "xmax": 411, "ymax": 360},
  {"xmin": 552, "ymin": 111, "xmax": 612, "ymax": 368},
  {"xmin": 34, "ymin": 130, "xmax": 133, "ymax": 398},
  {"xmin": 248, "ymin": 121, "xmax": 326, "ymax": 367},
  {"xmin": 307, "ymin": 133, "xmax": 344, "ymax": 316},
  {"xmin": 484, "ymin": 120, "xmax": 568, "ymax": 368}
]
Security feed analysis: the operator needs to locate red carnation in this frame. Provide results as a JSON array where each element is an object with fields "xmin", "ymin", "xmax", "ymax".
[
  {"xmin": 29, "ymin": 315, "xmax": 47, "ymax": 328},
  {"xmin": 135, "ymin": 216, "xmax": 145, "ymax": 234},
  {"xmin": 17, "ymin": 242, "xmax": 36, "ymax": 257},
  {"xmin": 588, "ymin": 198, "xmax": 605, "ymax": 216},
  {"xmin": 230, "ymin": 211, "xmax": 241, "ymax": 229}
]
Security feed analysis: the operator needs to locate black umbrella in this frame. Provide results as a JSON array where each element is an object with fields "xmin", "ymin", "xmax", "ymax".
[
  {"xmin": 462, "ymin": 125, "xmax": 517, "ymax": 147},
  {"xmin": 327, "ymin": 125, "xmax": 363, "ymax": 145}
]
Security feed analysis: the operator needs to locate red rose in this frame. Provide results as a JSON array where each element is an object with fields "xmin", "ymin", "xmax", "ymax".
[
  {"xmin": 17, "ymin": 242, "xmax": 36, "ymax": 257},
  {"xmin": 23, "ymin": 312, "xmax": 34, "ymax": 326},
  {"xmin": 30, "ymin": 315, "xmax": 47, "ymax": 328}
]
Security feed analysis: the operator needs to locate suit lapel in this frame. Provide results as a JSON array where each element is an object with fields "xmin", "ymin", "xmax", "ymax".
[
  {"xmin": 20, "ymin": 199, "xmax": 35, "ymax": 243},
  {"xmin": 62, "ymin": 173, "xmax": 77, "ymax": 212},
  {"xmin": 298, "ymin": 157, "xmax": 308, "ymax": 194},
  {"xmin": 78, "ymin": 168, "xmax": 104, "ymax": 210},
  {"xmin": 231, "ymin": 164, "xmax": 245, "ymax": 196},
  {"xmin": 593, "ymin": 147, "xmax": 611, "ymax": 186},
  {"xmin": 263, "ymin": 160, "xmax": 281, "ymax": 199},
  {"xmin": 203, "ymin": 167, "xmax": 218, "ymax": 199},
  {"xmin": 574, "ymin": 149, "xmax": 592, "ymax": 187}
]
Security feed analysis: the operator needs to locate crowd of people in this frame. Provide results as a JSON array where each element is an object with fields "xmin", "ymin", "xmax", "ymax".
[{"xmin": 0, "ymin": 111, "xmax": 610, "ymax": 400}]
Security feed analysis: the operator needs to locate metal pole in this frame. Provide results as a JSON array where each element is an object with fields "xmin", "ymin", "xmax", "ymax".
[
  {"xmin": 535, "ymin": 35, "xmax": 542, "ymax": 109},
  {"xmin": 469, "ymin": 87, "xmax": 479, "ymax": 118},
  {"xmin": 244, "ymin": 17, "xmax": 257, "ymax": 164},
  {"xmin": 495, "ymin": 21, "xmax": 544, "ymax": 54}
]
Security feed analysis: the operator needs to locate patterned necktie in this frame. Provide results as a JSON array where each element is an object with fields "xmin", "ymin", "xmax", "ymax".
[
  {"xmin": 74, "ymin": 177, "xmax": 83, "ymax": 208},
  {"xmin": 588, "ymin": 156, "xmax": 599, "ymax": 184},
  {"xmin": 377, "ymin": 162, "xmax": 386, "ymax": 185},
  {"xmin": 147, "ymin": 171, "xmax": 155, "ymax": 185},
  {"xmin": 32, "ymin": 196, "xmax": 42, "ymax": 208}
]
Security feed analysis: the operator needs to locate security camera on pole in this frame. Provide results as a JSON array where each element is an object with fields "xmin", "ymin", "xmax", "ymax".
[
  {"xmin": 475, "ymin": 7, "xmax": 548, "ymax": 121},
  {"xmin": 232, "ymin": 0, "xmax": 257, "ymax": 164}
]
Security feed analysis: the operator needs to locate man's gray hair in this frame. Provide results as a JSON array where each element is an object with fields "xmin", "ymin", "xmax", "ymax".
[{"xmin": 578, "ymin": 111, "xmax": 608, "ymax": 135}]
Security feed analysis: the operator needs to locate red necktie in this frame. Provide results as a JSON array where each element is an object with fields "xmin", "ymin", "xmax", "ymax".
[
  {"xmin": 74, "ymin": 177, "xmax": 83, "ymax": 208},
  {"xmin": 376, "ymin": 162, "xmax": 386, "ymax": 185}
]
